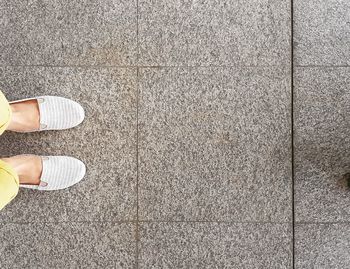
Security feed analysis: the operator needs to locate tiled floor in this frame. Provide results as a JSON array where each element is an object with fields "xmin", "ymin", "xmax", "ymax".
[
  {"xmin": 0, "ymin": 0, "xmax": 348, "ymax": 268},
  {"xmin": 294, "ymin": 0, "xmax": 350, "ymax": 268}
]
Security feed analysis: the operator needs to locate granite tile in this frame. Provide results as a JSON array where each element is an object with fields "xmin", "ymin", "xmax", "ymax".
[
  {"xmin": 0, "ymin": 0, "xmax": 137, "ymax": 66},
  {"xmin": 0, "ymin": 222, "xmax": 136, "ymax": 268},
  {"xmin": 138, "ymin": 0, "xmax": 290, "ymax": 66},
  {"xmin": 0, "ymin": 0, "xmax": 63, "ymax": 65},
  {"xmin": 60, "ymin": 0, "xmax": 137, "ymax": 66},
  {"xmin": 295, "ymin": 67, "xmax": 350, "ymax": 222},
  {"xmin": 296, "ymin": 223, "xmax": 350, "ymax": 269},
  {"xmin": 0, "ymin": 67, "xmax": 137, "ymax": 222},
  {"xmin": 294, "ymin": 0, "xmax": 350, "ymax": 66},
  {"xmin": 139, "ymin": 67, "xmax": 292, "ymax": 221},
  {"xmin": 139, "ymin": 222, "xmax": 292, "ymax": 269}
]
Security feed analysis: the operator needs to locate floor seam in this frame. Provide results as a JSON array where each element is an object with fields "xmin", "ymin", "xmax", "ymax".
[
  {"xmin": 0, "ymin": 220, "xmax": 293, "ymax": 224},
  {"xmin": 291, "ymin": 0, "xmax": 296, "ymax": 267},
  {"xmin": 136, "ymin": 0, "xmax": 140, "ymax": 267},
  {"xmin": 294, "ymin": 65, "xmax": 350, "ymax": 68},
  {"xmin": 0, "ymin": 64, "xmax": 293, "ymax": 68},
  {"xmin": 296, "ymin": 221, "xmax": 350, "ymax": 225}
]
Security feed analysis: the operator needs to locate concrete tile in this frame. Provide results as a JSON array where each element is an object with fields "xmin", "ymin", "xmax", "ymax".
[
  {"xmin": 0, "ymin": 0, "xmax": 137, "ymax": 66},
  {"xmin": 60, "ymin": 0, "xmax": 137, "ymax": 66},
  {"xmin": 0, "ymin": 222, "xmax": 136, "ymax": 268},
  {"xmin": 0, "ymin": 67, "xmax": 137, "ymax": 222},
  {"xmin": 138, "ymin": 0, "xmax": 290, "ymax": 66},
  {"xmin": 295, "ymin": 67, "xmax": 350, "ymax": 222},
  {"xmin": 296, "ymin": 223, "xmax": 350, "ymax": 269},
  {"xmin": 294, "ymin": 0, "xmax": 350, "ymax": 66},
  {"xmin": 139, "ymin": 222, "xmax": 292, "ymax": 269},
  {"xmin": 139, "ymin": 67, "xmax": 292, "ymax": 221},
  {"xmin": 0, "ymin": 0, "xmax": 63, "ymax": 65}
]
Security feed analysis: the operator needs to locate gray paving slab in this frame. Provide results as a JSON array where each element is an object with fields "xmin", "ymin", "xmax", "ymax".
[
  {"xmin": 138, "ymin": 0, "xmax": 290, "ymax": 66},
  {"xmin": 0, "ymin": 0, "xmax": 137, "ymax": 66},
  {"xmin": 295, "ymin": 223, "xmax": 350, "ymax": 269},
  {"xmin": 139, "ymin": 67, "xmax": 292, "ymax": 222},
  {"xmin": 0, "ymin": 222, "xmax": 136, "ymax": 268},
  {"xmin": 60, "ymin": 1, "xmax": 137, "ymax": 66},
  {"xmin": 295, "ymin": 67, "xmax": 350, "ymax": 222},
  {"xmin": 294, "ymin": 0, "xmax": 350, "ymax": 66},
  {"xmin": 0, "ymin": 67, "xmax": 137, "ymax": 222},
  {"xmin": 0, "ymin": 1, "xmax": 63, "ymax": 66},
  {"xmin": 139, "ymin": 222, "xmax": 292, "ymax": 269}
]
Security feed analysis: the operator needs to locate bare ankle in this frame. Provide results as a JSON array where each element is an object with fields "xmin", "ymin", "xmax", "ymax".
[
  {"xmin": 1, "ymin": 156, "xmax": 42, "ymax": 185},
  {"xmin": 6, "ymin": 100, "xmax": 40, "ymax": 132}
]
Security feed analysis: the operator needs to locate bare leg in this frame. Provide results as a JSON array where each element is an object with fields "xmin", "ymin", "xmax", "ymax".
[
  {"xmin": 6, "ymin": 100, "xmax": 40, "ymax": 132},
  {"xmin": 1, "ymin": 155, "xmax": 42, "ymax": 185}
]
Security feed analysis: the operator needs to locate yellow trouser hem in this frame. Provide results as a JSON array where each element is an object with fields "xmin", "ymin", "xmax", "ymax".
[{"xmin": 0, "ymin": 90, "xmax": 11, "ymax": 135}]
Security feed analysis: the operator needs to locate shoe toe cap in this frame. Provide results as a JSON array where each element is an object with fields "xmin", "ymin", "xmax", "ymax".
[
  {"xmin": 63, "ymin": 99, "xmax": 85, "ymax": 129},
  {"xmin": 62, "ymin": 157, "xmax": 86, "ymax": 188},
  {"xmin": 39, "ymin": 96, "xmax": 85, "ymax": 130},
  {"xmin": 40, "ymin": 156, "xmax": 86, "ymax": 191}
]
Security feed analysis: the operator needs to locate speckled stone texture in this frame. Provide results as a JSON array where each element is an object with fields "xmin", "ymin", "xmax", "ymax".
[
  {"xmin": 0, "ymin": 0, "xmax": 297, "ymax": 267},
  {"xmin": 293, "ymin": 0, "xmax": 350, "ymax": 267},
  {"xmin": 139, "ymin": 222, "xmax": 292, "ymax": 269},
  {"xmin": 0, "ymin": 222, "xmax": 136, "ymax": 268},
  {"xmin": 294, "ymin": 0, "xmax": 350, "ymax": 66},
  {"xmin": 0, "ymin": 0, "xmax": 137, "ymax": 66},
  {"xmin": 139, "ymin": 0, "xmax": 290, "ymax": 66},
  {"xmin": 0, "ymin": 67, "xmax": 137, "ymax": 222},
  {"xmin": 295, "ymin": 67, "xmax": 350, "ymax": 222},
  {"xmin": 296, "ymin": 224, "xmax": 350, "ymax": 269},
  {"xmin": 139, "ymin": 67, "xmax": 292, "ymax": 222}
]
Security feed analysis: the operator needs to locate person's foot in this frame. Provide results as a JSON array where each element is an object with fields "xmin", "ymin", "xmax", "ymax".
[
  {"xmin": 7, "ymin": 100, "xmax": 40, "ymax": 132},
  {"xmin": 1, "ymin": 155, "xmax": 42, "ymax": 185},
  {"xmin": 1, "ymin": 155, "xmax": 86, "ymax": 190},
  {"xmin": 6, "ymin": 96, "xmax": 85, "ymax": 133}
]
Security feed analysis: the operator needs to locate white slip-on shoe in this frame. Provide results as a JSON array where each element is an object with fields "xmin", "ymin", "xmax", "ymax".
[
  {"xmin": 10, "ymin": 96, "xmax": 85, "ymax": 132},
  {"xmin": 20, "ymin": 156, "xmax": 86, "ymax": 191}
]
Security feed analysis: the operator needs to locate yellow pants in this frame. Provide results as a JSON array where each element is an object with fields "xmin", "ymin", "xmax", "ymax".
[{"xmin": 0, "ymin": 91, "xmax": 19, "ymax": 210}]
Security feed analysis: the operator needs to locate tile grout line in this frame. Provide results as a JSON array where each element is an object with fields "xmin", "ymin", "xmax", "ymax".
[
  {"xmin": 0, "ymin": 64, "xmax": 294, "ymax": 68},
  {"xmin": 136, "ymin": 0, "xmax": 140, "ymax": 267},
  {"xmin": 1, "ymin": 64, "xmax": 349, "ymax": 68},
  {"xmin": 291, "ymin": 0, "xmax": 296, "ymax": 267},
  {"xmin": 294, "ymin": 65, "xmax": 350, "ymax": 68},
  {"xmin": 1, "ymin": 220, "xmax": 295, "ymax": 225},
  {"xmin": 137, "ymin": 220, "xmax": 293, "ymax": 224},
  {"xmin": 136, "ymin": 67, "xmax": 140, "ymax": 269},
  {"xmin": 296, "ymin": 221, "xmax": 350, "ymax": 225}
]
